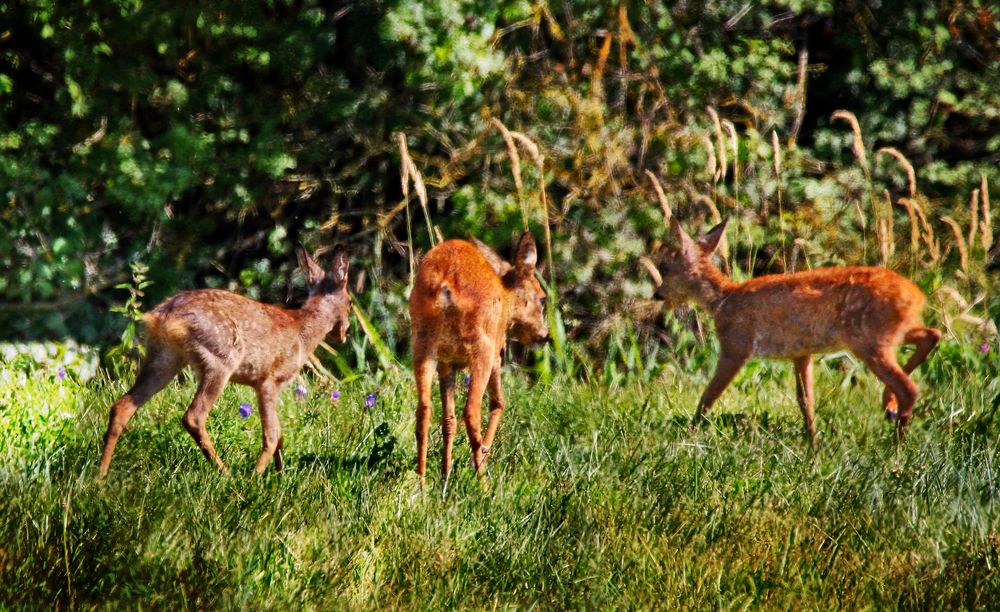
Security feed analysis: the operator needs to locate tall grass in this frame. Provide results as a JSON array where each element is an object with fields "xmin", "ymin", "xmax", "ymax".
[{"xmin": 2, "ymin": 349, "xmax": 999, "ymax": 608}]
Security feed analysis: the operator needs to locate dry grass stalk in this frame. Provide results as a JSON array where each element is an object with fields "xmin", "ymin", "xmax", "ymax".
[
  {"xmin": 706, "ymin": 106, "xmax": 727, "ymax": 182},
  {"xmin": 771, "ymin": 129, "xmax": 781, "ymax": 176},
  {"xmin": 491, "ymin": 118, "xmax": 524, "ymax": 202},
  {"xmin": 968, "ymin": 188, "xmax": 980, "ymax": 248},
  {"xmin": 694, "ymin": 194, "xmax": 723, "ymax": 224},
  {"xmin": 900, "ymin": 197, "xmax": 939, "ymax": 262},
  {"xmin": 509, "ymin": 129, "xmax": 555, "ymax": 285},
  {"xmin": 935, "ymin": 285, "xmax": 970, "ymax": 310},
  {"xmin": 832, "ymin": 110, "xmax": 868, "ymax": 172},
  {"xmin": 981, "ymin": 174, "xmax": 992, "ymax": 251},
  {"xmin": 722, "ymin": 119, "xmax": 740, "ymax": 187},
  {"xmin": 934, "ymin": 286, "xmax": 998, "ymax": 338},
  {"xmin": 700, "ymin": 132, "xmax": 717, "ymax": 180},
  {"xmin": 876, "ymin": 147, "xmax": 917, "ymax": 197},
  {"xmin": 396, "ymin": 132, "xmax": 434, "ymax": 245},
  {"xmin": 877, "ymin": 218, "xmax": 890, "ymax": 266},
  {"xmin": 644, "ymin": 170, "xmax": 672, "ymax": 223},
  {"xmin": 913, "ymin": 195, "xmax": 941, "ymax": 261},
  {"xmin": 896, "ymin": 196, "xmax": 920, "ymax": 259},
  {"xmin": 940, "ymin": 215, "xmax": 968, "ymax": 273},
  {"xmin": 638, "ymin": 256, "xmax": 662, "ymax": 286},
  {"xmin": 509, "ymin": 131, "xmax": 540, "ymax": 162},
  {"xmin": 882, "ymin": 189, "xmax": 895, "ymax": 258}
]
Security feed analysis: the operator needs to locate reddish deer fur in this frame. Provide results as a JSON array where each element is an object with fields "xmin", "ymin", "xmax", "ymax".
[
  {"xmin": 652, "ymin": 218, "xmax": 940, "ymax": 440},
  {"xmin": 409, "ymin": 233, "xmax": 549, "ymax": 481},
  {"xmin": 98, "ymin": 245, "xmax": 351, "ymax": 479}
]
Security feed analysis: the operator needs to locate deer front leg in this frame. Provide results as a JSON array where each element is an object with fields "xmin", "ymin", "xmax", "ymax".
[
  {"xmin": 882, "ymin": 327, "xmax": 940, "ymax": 417},
  {"xmin": 464, "ymin": 348, "xmax": 495, "ymax": 473},
  {"xmin": 692, "ymin": 350, "xmax": 749, "ymax": 429},
  {"xmin": 855, "ymin": 346, "xmax": 918, "ymax": 440},
  {"xmin": 793, "ymin": 355, "xmax": 817, "ymax": 443},
  {"xmin": 438, "ymin": 364, "xmax": 457, "ymax": 481},
  {"xmin": 182, "ymin": 368, "xmax": 231, "ymax": 474},
  {"xmin": 413, "ymin": 355, "xmax": 436, "ymax": 482},
  {"xmin": 253, "ymin": 382, "xmax": 281, "ymax": 475},
  {"xmin": 481, "ymin": 356, "xmax": 506, "ymax": 462}
]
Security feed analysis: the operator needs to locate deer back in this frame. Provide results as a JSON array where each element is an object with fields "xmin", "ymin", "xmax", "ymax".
[
  {"xmin": 145, "ymin": 245, "xmax": 350, "ymax": 384},
  {"xmin": 410, "ymin": 234, "xmax": 547, "ymax": 365}
]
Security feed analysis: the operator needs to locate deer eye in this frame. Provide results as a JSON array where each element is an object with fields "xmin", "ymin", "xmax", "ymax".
[{"xmin": 539, "ymin": 296, "xmax": 547, "ymax": 307}]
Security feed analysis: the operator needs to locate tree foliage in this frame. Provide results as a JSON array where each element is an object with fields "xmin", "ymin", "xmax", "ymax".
[{"xmin": 1, "ymin": 0, "xmax": 997, "ymax": 361}]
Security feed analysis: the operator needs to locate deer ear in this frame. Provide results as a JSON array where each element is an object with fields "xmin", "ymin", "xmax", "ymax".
[
  {"xmin": 697, "ymin": 219, "xmax": 728, "ymax": 255},
  {"xmin": 296, "ymin": 244, "xmax": 325, "ymax": 286},
  {"xmin": 470, "ymin": 236, "xmax": 512, "ymax": 277},
  {"xmin": 329, "ymin": 244, "xmax": 349, "ymax": 287},
  {"xmin": 670, "ymin": 217, "xmax": 696, "ymax": 252},
  {"xmin": 514, "ymin": 231, "xmax": 537, "ymax": 272}
]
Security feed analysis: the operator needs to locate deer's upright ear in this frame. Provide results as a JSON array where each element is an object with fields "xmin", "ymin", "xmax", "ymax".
[
  {"xmin": 670, "ymin": 217, "xmax": 697, "ymax": 255},
  {"xmin": 329, "ymin": 244, "xmax": 349, "ymax": 288},
  {"xmin": 470, "ymin": 236, "xmax": 512, "ymax": 277},
  {"xmin": 514, "ymin": 231, "xmax": 537, "ymax": 273},
  {"xmin": 297, "ymin": 244, "xmax": 325, "ymax": 286},
  {"xmin": 697, "ymin": 219, "xmax": 728, "ymax": 255}
]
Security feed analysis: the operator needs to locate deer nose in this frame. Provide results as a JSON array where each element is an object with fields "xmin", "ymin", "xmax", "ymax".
[{"xmin": 653, "ymin": 285, "xmax": 667, "ymax": 301}]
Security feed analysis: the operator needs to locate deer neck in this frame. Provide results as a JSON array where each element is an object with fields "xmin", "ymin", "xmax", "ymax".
[
  {"xmin": 499, "ymin": 287, "xmax": 515, "ymax": 335},
  {"xmin": 296, "ymin": 294, "xmax": 338, "ymax": 349},
  {"xmin": 692, "ymin": 263, "xmax": 736, "ymax": 316}
]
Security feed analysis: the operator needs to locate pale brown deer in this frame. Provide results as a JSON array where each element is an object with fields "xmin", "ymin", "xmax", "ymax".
[
  {"xmin": 409, "ymin": 233, "xmax": 549, "ymax": 483},
  {"xmin": 98, "ymin": 245, "xmax": 351, "ymax": 479},
  {"xmin": 650, "ymin": 218, "xmax": 940, "ymax": 440}
]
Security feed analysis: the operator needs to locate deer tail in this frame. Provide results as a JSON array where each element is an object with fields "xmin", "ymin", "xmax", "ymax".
[{"xmin": 438, "ymin": 283, "xmax": 454, "ymax": 309}]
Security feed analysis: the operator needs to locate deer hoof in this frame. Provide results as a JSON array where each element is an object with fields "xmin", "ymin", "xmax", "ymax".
[{"xmin": 885, "ymin": 409, "xmax": 899, "ymax": 423}]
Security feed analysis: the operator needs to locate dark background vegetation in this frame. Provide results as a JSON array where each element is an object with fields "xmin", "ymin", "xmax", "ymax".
[{"xmin": 2, "ymin": 0, "xmax": 998, "ymax": 370}]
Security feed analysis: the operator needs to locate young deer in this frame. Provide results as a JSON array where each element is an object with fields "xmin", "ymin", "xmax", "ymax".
[
  {"xmin": 98, "ymin": 245, "xmax": 351, "ymax": 479},
  {"xmin": 409, "ymin": 233, "xmax": 549, "ymax": 482},
  {"xmin": 650, "ymin": 218, "xmax": 940, "ymax": 440}
]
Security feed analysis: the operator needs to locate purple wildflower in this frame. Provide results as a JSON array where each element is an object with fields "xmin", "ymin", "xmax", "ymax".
[
  {"xmin": 57, "ymin": 367, "xmax": 67, "ymax": 381},
  {"xmin": 331, "ymin": 390, "xmax": 341, "ymax": 401},
  {"xmin": 365, "ymin": 393, "xmax": 377, "ymax": 409},
  {"xmin": 464, "ymin": 374, "xmax": 471, "ymax": 389},
  {"xmin": 294, "ymin": 384, "xmax": 307, "ymax": 399},
  {"xmin": 981, "ymin": 342, "xmax": 991, "ymax": 354},
  {"xmin": 238, "ymin": 403, "xmax": 253, "ymax": 418}
]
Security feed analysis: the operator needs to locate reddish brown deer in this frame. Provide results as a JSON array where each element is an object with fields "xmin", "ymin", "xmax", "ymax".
[
  {"xmin": 650, "ymin": 218, "xmax": 940, "ymax": 440},
  {"xmin": 98, "ymin": 245, "xmax": 351, "ymax": 479},
  {"xmin": 409, "ymin": 233, "xmax": 549, "ymax": 483}
]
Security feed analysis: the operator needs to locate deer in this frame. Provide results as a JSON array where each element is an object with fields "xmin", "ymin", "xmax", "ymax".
[
  {"xmin": 647, "ymin": 217, "xmax": 940, "ymax": 441},
  {"xmin": 97, "ymin": 245, "xmax": 351, "ymax": 479},
  {"xmin": 409, "ymin": 232, "xmax": 549, "ymax": 484}
]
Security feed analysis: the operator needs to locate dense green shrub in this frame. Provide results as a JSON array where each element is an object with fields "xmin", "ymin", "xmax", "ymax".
[{"xmin": 1, "ymin": 0, "xmax": 996, "ymax": 374}]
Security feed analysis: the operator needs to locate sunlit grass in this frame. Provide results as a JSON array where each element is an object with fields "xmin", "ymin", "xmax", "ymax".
[{"xmin": 1, "ymin": 350, "xmax": 998, "ymax": 608}]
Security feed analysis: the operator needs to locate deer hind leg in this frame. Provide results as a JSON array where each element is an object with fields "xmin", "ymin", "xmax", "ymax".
[
  {"xmin": 882, "ymin": 327, "xmax": 942, "ymax": 414},
  {"xmin": 413, "ymin": 355, "xmax": 436, "ymax": 481},
  {"xmin": 692, "ymin": 350, "xmax": 749, "ymax": 429},
  {"xmin": 481, "ymin": 356, "xmax": 506, "ymax": 461},
  {"xmin": 98, "ymin": 344, "xmax": 184, "ymax": 479},
  {"xmin": 182, "ymin": 368, "xmax": 232, "ymax": 474},
  {"xmin": 253, "ymin": 382, "xmax": 281, "ymax": 475},
  {"xmin": 464, "ymin": 350, "xmax": 495, "ymax": 473},
  {"xmin": 793, "ymin": 356, "xmax": 817, "ymax": 443},
  {"xmin": 438, "ymin": 364, "xmax": 457, "ymax": 481}
]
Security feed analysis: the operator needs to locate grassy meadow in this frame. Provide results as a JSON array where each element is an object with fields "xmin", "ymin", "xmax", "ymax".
[{"xmin": 2, "ymin": 347, "xmax": 999, "ymax": 608}]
